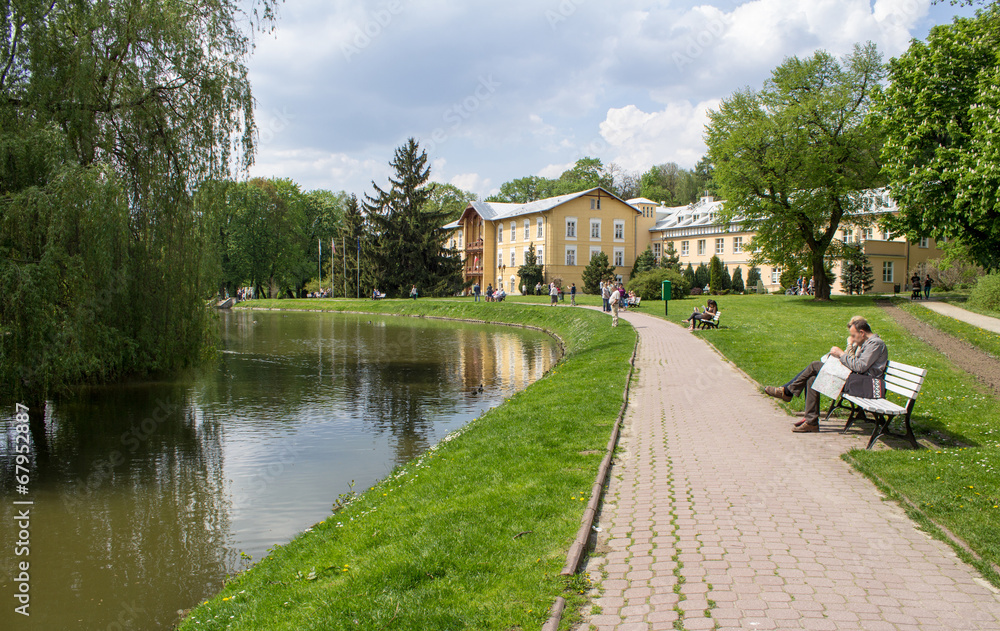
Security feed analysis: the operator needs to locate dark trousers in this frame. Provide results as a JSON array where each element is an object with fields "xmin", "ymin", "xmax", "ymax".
[
  {"xmin": 603, "ymin": 298, "xmax": 610, "ymax": 312},
  {"xmin": 784, "ymin": 361, "xmax": 825, "ymax": 424}
]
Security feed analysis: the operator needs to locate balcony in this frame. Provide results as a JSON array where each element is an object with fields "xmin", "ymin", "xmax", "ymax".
[{"xmin": 465, "ymin": 238, "xmax": 484, "ymax": 253}]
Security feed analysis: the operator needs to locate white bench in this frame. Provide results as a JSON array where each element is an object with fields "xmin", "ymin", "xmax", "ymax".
[
  {"xmin": 822, "ymin": 360, "xmax": 927, "ymax": 449},
  {"xmin": 696, "ymin": 310, "xmax": 721, "ymax": 329}
]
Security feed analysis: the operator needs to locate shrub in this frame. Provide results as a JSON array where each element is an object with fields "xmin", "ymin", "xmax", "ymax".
[
  {"xmin": 626, "ymin": 268, "xmax": 689, "ymax": 300},
  {"xmin": 709, "ymin": 256, "xmax": 724, "ymax": 294},
  {"xmin": 732, "ymin": 266, "xmax": 745, "ymax": 294},
  {"xmin": 969, "ymin": 273, "xmax": 1000, "ymax": 313},
  {"xmin": 690, "ymin": 287, "xmax": 703, "ymax": 296}
]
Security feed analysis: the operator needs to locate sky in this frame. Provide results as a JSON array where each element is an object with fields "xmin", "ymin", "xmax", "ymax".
[{"xmin": 246, "ymin": 0, "xmax": 979, "ymax": 200}]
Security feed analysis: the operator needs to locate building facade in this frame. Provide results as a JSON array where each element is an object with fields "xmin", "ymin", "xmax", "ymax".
[
  {"xmin": 645, "ymin": 190, "xmax": 942, "ymax": 294},
  {"xmin": 446, "ymin": 187, "xmax": 656, "ymax": 294}
]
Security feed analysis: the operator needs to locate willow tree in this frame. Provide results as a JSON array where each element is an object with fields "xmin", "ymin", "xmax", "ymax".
[
  {"xmin": 1, "ymin": 0, "xmax": 278, "ymax": 407},
  {"xmin": 706, "ymin": 44, "xmax": 885, "ymax": 300}
]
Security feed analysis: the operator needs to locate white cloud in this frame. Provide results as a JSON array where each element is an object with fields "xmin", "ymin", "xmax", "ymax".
[
  {"xmin": 449, "ymin": 173, "xmax": 491, "ymax": 196},
  {"xmin": 599, "ymin": 100, "xmax": 721, "ymax": 172},
  {"xmin": 249, "ymin": 148, "xmax": 387, "ymax": 194}
]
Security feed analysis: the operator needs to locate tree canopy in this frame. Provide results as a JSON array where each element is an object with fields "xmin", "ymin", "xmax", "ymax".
[
  {"xmin": 706, "ymin": 43, "xmax": 886, "ymax": 300},
  {"xmin": 874, "ymin": 5, "xmax": 1000, "ymax": 270}
]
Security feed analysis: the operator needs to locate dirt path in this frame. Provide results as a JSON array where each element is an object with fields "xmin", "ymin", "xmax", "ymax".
[{"xmin": 879, "ymin": 301, "xmax": 1000, "ymax": 398}]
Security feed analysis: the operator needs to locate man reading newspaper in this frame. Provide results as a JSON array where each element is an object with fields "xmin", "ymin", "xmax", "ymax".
[{"xmin": 764, "ymin": 317, "xmax": 888, "ymax": 433}]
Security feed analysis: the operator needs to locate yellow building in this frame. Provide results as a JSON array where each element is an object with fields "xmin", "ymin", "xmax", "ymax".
[
  {"xmin": 646, "ymin": 189, "xmax": 942, "ymax": 295},
  {"xmin": 446, "ymin": 187, "xmax": 656, "ymax": 294}
]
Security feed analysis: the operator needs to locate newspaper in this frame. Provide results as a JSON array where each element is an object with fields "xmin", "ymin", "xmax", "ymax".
[{"xmin": 811, "ymin": 356, "xmax": 852, "ymax": 399}]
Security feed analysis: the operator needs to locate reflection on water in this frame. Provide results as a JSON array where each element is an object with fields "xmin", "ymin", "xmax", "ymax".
[{"xmin": 0, "ymin": 310, "xmax": 558, "ymax": 630}]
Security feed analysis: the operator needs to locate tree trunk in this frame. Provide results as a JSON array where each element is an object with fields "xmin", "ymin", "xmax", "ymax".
[{"xmin": 811, "ymin": 251, "xmax": 831, "ymax": 300}]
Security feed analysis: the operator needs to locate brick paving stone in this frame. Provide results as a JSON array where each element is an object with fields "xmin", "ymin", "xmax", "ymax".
[{"xmin": 575, "ymin": 310, "xmax": 1000, "ymax": 631}]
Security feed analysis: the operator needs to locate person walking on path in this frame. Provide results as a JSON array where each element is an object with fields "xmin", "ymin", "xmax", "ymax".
[
  {"xmin": 570, "ymin": 283, "xmax": 577, "ymax": 306},
  {"xmin": 602, "ymin": 283, "xmax": 611, "ymax": 312},
  {"xmin": 579, "ymin": 308, "xmax": 1000, "ymax": 631},
  {"xmin": 924, "ymin": 274, "xmax": 933, "ymax": 299},
  {"xmin": 409, "ymin": 285, "xmax": 418, "ymax": 300},
  {"xmin": 609, "ymin": 285, "xmax": 621, "ymax": 326},
  {"xmin": 549, "ymin": 281, "xmax": 559, "ymax": 306},
  {"xmin": 473, "ymin": 281, "xmax": 480, "ymax": 301}
]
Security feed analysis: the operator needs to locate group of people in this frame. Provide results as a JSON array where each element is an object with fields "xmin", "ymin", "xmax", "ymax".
[
  {"xmin": 910, "ymin": 273, "xmax": 933, "ymax": 300},
  {"xmin": 471, "ymin": 282, "xmax": 507, "ymax": 302},
  {"xmin": 764, "ymin": 315, "xmax": 889, "ymax": 433},
  {"xmin": 786, "ymin": 277, "xmax": 815, "ymax": 296}
]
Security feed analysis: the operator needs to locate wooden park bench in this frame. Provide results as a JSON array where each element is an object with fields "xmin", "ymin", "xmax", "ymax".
[
  {"xmin": 696, "ymin": 310, "xmax": 721, "ymax": 329},
  {"xmin": 822, "ymin": 360, "xmax": 928, "ymax": 449}
]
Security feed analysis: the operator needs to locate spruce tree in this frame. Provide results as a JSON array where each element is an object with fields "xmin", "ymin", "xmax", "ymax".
[
  {"xmin": 722, "ymin": 263, "xmax": 733, "ymax": 291},
  {"xmin": 660, "ymin": 242, "xmax": 681, "ymax": 271},
  {"xmin": 631, "ymin": 246, "xmax": 657, "ymax": 277},
  {"xmin": 583, "ymin": 251, "xmax": 616, "ymax": 294},
  {"xmin": 732, "ymin": 266, "xmax": 745, "ymax": 294},
  {"xmin": 746, "ymin": 267, "xmax": 761, "ymax": 292},
  {"xmin": 684, "ymin": 263, "xmax": 697, "ymax": 288},
  {"xmin": 517, "ymin": 243, "xmax": 544, "ymax": 292},
  {"xmin": 694, "ymin": 263, "xmax": 710, "ymax": 289},
  {"xmin": 363, "ymin": 138, "xmax": 463, "ymax": 296},
  {"xmin": 709, "ymin": 256, "xmax": 724, "ymax": 294}
]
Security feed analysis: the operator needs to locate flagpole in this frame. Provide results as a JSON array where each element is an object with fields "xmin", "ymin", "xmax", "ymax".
[
  {"xmin": 317, "ymin": 238, "xmax": 321, "ymax": 297},
  {"xmin": 331, "ymin": 238, "xmax": 335, "ymax": 297},
  {"xmin": 343, "ymin": 237, "xmax": 347, "ymax": 298},
  {"xmin": 356, "ymin": 237, "xmax": 361, "ymax": 299}
]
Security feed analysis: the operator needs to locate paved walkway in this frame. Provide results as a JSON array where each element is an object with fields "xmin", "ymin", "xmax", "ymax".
[
  {"xmin": 580, "ymin": 310, "xmax": 1000, "ymax": 631},
  {"xmin": 918, "ymin": 301, "xmax": 1000, "ymax": 334}
]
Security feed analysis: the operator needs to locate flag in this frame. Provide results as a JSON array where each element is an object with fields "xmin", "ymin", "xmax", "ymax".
[{"xmin": 331, "ymin": 239, "xmax": 336, "ymax": 254}]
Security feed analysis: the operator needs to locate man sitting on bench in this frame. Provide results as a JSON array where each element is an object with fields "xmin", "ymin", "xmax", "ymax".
[{"xmin": 764, "ymin": 317, "xmax": 888, "ymax": 433}]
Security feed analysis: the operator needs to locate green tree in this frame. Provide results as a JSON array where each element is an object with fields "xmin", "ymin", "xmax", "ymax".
[
  {"xmin": 0, "ymin": 0, "xmax": 277, "ymax": 406},
  {"xmin": 709, "ymin": 256, "xmax": 725, "ymax": 294},
  {"xmin": 363, "ymin": 138, "xmax": 463, "ymax": 297},
  {"xmin": 627, "ymin": 268, "xmax": 689, "ymax": 300},
  {"xmin": 488, "ymin": 176, "xmax": 555, "ymax": 203},
  {"xmin": 582, "ymin": 251, "xmax": 616, "ymax": 294},
  {"xmin": 732, "ymin": 266, "xmax": 745, "ymax": 294},
  {"xmin": 427, "ymin": 183, "xmax": 477, "ymax": 221},
  {"xmin": 517, "ymin": 243, "xmax": 545, "ymax": 293},
  {"xmin": 660, "ymin": 242, "xmax": 681, "ymax": 271},
  {"xmin": 874, "ymin": 5, "xmax": 1000, "ymax": 270},
  {"xmin": 840, "ymin": 245, "xmax": 874, "ymax": 295},
  {"xmin": 684, "ymin": 263, "xmax": 697, "ymax": 287},
  {"xmin": 335, "ymin": 194, "xmax": 366, "ymax": 298},
  {"xmin": 721, "ymin": 264, "xmax": 733, "ymax": 291},
  {"xmin": 746, "ymin": 267, "xmax": 761, "ymax": 292},
  {"xmin": 694, "ymin": 263, "xmax": 710, "ymax": 289},
  {"xmin": 706, "ymin": 43, "xmax": 885, "ymax": 300},
  {"xmin": 631, "ymin": 246, "xmax": 657, "ymax": 277},
  {"xmin": 553, "ymin": 157, "xmax": 613, "ymax": 195}
]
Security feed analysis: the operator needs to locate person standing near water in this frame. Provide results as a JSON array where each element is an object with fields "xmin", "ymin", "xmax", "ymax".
[{"xmin": 410, "ymin": 285, "xmax": 418, "ymax": 300}]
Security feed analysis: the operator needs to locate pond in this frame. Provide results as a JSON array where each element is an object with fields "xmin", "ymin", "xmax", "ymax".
[{"xmin": 0, "ymin": 309, "xmax": 559, "ymax": 630}]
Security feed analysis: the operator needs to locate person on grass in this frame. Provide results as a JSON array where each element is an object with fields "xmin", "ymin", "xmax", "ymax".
[{"xmin": 764, "ymin": 317, "xmax": 888, "ymax": 433}]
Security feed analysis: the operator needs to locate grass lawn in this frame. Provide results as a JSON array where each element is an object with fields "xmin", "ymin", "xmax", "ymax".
[
  {"xmin": 643, "ymin": 293, "xmax": 1000, "ymax": 583},
  {"xmin": 178, "ymin": 298, "xmax": 635, "ymax": 631}
]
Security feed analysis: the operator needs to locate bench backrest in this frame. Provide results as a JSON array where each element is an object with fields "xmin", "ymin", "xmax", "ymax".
[{"xmin": 884, "ymin": 361, "xmax": 927, "ymax": 402}]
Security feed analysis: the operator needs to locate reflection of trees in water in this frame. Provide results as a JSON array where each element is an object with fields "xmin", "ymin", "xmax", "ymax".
[{"xmin": 0, "ymin": 385, "xmax": 229, "ymax": 630}]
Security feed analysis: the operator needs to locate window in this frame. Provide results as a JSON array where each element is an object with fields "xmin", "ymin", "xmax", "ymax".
[
  {"xmin": 882, "ymin": 261, "xmax": 894, "ymax": 283},
  {"xmin": 681, "ymin": 241, "xmax": 689, "ymax": 257},
  {"xmin": 843, "ymin": 230, "xmax": 853, "ymax": 244},
  {"xmin": 590, "ymin": 246, "xmax": 602, "ymax": 261},
  {"xmin": 919, "ymin": 237, "xmax": 929, "ymax": 248},
  {"xmin": 590, "ymin": 219, "xmax": 601, "ymax": 240},
  {"xmin": 590, "ymin": 198, "xmax": 601, "ymax": 210},
  {"xmin": 457, "ymin": 231, "xmax": 463, "ymax": 249},
  {"xmin": 862, "ymin": 228, "xmax": 873, "ymax": 241},
  {"xmin": 613, "ymin": 220, "xmax": 625, "ymax": 241},
  {"xmin": 537, "ymin": 250, "xmax": 543, "ymax": 266},
  {"xmin": 882, "ymin": 230, "xmax": 892, "ymax": 241},
  {"xmin": 771, "ymin": 267, "xmax": 781, "ymax": 284},
  {"xmin": 566, "ymin": 217, "xmax": 577, "ymax": 239},
  {"xmin": 510, "ymin": 277, "xmax": 515, "ymax": 292},
  {"xmin": 715, "ymin": 238, "xmax": 725, "ymax": 255},
  {"xmin": 697, "ymin": 239, "xmax": 706, "ymax": 255},
  {"xmin": 565, "ymin": 246, "xmax": 577, "ymax": 266},
  {"xmin": 613, "ymin": 248, "xmax": 624, "ymax": 266},
  {"xmin": 498, "ymin": 250, "xmax": 503, "ymax": 266},
  {"xmin": 537, "ymin": 217, "xmax": 543, "ymax": 238},
  {"xmin": 524, "ymin": 220, "xmax": 530, "ymax": 240},
  {"xmin": 511, "ymin": 250, "xmax": 515, "ymax": 267},
  {"xmin": 510, "ymin": 222, "xmax": 516, "ymax": 242},
  {"xmin": 653, "ymin": 243, "xmax": 662, "ymax": 259},
  {"xmin": 733, "ymin": 236, "xmax": 743, "ymax": 254}
]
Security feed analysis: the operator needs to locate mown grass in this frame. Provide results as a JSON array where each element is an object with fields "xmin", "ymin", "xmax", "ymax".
[
  {"xmin": 895, "ymin": 299, "xmax": 1000, "ymax": 359},
  {"xmin": 642, "ymin": 292, "xmax": 1000, "ymax": 582},
  {"xmin": 179, "ymin": 298, "xmax": 634, "ymax": 631}
]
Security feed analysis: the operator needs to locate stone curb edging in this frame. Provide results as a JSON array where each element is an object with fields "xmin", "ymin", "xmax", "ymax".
[{"xmin": 542, "ymin": 324, "xmax": 640, "ymax": 631}]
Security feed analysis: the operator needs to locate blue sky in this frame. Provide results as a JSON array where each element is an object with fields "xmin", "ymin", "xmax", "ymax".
[{"xmin": 246, "ymin": 0, "xmax": 978, "ymax": 199}]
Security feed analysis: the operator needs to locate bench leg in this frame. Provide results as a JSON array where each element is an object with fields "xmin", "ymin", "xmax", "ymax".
[
  {"xmin": 902, "ymin": 414, "xmax": 919, "ymax": 449},
  {"xmin": 866, "ymin": 413, "xmax": 892, "ymax": 450}
]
